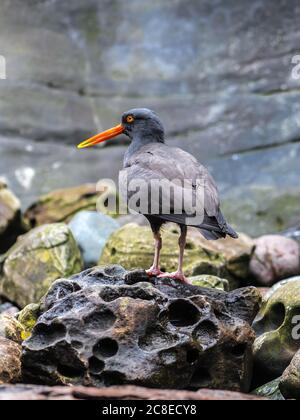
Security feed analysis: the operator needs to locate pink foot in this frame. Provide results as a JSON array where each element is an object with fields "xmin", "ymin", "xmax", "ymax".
[
  {"xmin": 146, "ymin": 267, "xmax": 164, "ymax": 277},
  {"xmin": 158, "ymin": 272, "xmax": 192, "ymax": 285}
]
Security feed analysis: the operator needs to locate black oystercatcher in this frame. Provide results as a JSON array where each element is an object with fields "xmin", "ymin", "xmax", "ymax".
[{"xmin": 78, "ymin": 108, "xmax": 238, "ymax": 284}]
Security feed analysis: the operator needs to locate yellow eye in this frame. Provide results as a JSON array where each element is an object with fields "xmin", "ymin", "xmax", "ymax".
[{"xmin": 126, "ymin": 115, "xmax": 134, "ymax": 123}]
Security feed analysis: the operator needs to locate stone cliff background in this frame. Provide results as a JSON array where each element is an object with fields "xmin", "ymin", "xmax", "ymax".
[{"xmin": 0, "ymin": 0, "xmax": 299, "ymax": 236}]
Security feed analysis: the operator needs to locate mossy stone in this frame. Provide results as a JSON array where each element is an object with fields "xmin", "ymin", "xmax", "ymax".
[
  {"xmin": 100, "ymin": 224, "xmax": 253, "ymax": 290},
  {"xmin": 0, "ymin": 224, "xmax": 83, "ymax": 308},
  {"xmin": 17, "ymin": 303, "xmax": 41, "ymax": 341},
  {"xmin": 190, "ymin": 275, "xmax": 229, "ymax": 291}
]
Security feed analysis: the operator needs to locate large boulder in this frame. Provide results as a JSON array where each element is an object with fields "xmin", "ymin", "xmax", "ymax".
[
  {"xmin": 100, "ymin": 224, "xmax": 253, "ymax": 289},
  {"xmin": 69, "ymin": 211, "xmax": 120, "ymax": 267},
  {"xmin": 253, "ymin": 277, "xmax": 300, "ymax": 383},
  {"xmin": 24, "ymin": 185, "xmax": 101, "ymax": 227},
  {"xmin": 250, "ymin": 235, "xmax": 300, "ymax": 286},
  {"xmin": 0, "ymin": 182, "xmax": 25, "ymax": 253},
  {"xmin": 21, "ymin": 265, "xmax": 261, "ymax": 391},
  {"xmin": 0, "ymin": 337, "xmax": 21, "ymax": 384},
  {"xmin": 0, "ymin": 224, "xmax": 83, "ymax": 308}
]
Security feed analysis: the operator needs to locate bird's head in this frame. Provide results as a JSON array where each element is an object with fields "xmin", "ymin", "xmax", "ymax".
[{"xmin": 77, "ymin": 108, "xmax": 164, "ymax": 149}]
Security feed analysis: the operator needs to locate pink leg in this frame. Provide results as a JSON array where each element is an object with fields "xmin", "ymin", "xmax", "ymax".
[
  {"xmin": 158, "ymin": 226, "xmax": 191, "ymax": 284},
  {"xmin": 146, "ymin": 232, "xmax": 164, "ymax": 277}
]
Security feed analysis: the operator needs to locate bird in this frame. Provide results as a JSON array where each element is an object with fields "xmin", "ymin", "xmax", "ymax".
[{"xmin": 77, "ymin": 108, "xmax": 238, "ymax": 284}]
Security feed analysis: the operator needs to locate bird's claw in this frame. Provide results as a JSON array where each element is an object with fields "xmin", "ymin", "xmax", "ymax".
[
  {"xmin": 146, "ymin": 267, "xmax": 164, "ymax": 277},
  {"xmin": 158, "ymin": 272, "xmax": 192, "ymax": 284}
]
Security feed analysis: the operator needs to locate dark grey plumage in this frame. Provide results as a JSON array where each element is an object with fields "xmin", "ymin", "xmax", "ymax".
[
  {"xmin": 80, "ymin": 107, "xmax": 238, "ymax": 282},
  {"xmin": 120, "ymin": 134, "xmax": 238, "ymax": 241}
]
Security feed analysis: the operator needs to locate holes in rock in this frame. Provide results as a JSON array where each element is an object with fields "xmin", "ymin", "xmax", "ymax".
[
  {"xmin": 101, "ymin": 371, "xmax": 126, "ymax": 386},
  {"xmin": 84, "ymin": 308, "xmax": 116, "ymax": 331},
  {"xmin": 93, "ymin": 338, "xmax": 119, "ymax": 358},
  {"xmin": 57, "ymin": 364, "xmax": 84, "ymax": 378},
  {"xmin": 88, "ymin": 357, "xmax": 105, "ymax": 375},
  {"xmin": 111, "ymin": 247, "xmax": 117, "ymax": 256},
  {"xmin": 100, "ymin": 289, "xmax": 120, "ymax": 302},
  {"xmin": 101, "ymin": 286, "xmax": 155, "ymax": 303},
  {"xmin": 186, "ymin": 348, "xmax": 200, "ymax": 364},
  {"xmin": 71, "ymin": 340, "xmax": 83, "ymax": 350},
  {"xmin": 231, "ymin": 343, "xmax": 247, "ymax": 358},
  {"xmin": 168, "ymin": 300, "xmax": 200, "ymax": 327},
  {"xmin": 30, "ymin": 322, "xmax": 66, "ymax": 348},
  {"xmin": 254, "ymin": 302, "xmax": 286, "ymax": 335},
  {"xmin": 194, "ymin": 320, "xmax": 219, "ymax": 345},
  {"xmin": 189, "ymin": 367, "xmax": 211, "ymax": 389},
  {"xmin": 139, "ymin": 327, "xmax": 179, "ymax": 352}
]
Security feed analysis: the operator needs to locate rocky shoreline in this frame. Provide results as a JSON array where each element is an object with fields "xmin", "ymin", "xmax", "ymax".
[{"xmin": 0, "ymin": 183, "xmax": 300, "ymax": 400}]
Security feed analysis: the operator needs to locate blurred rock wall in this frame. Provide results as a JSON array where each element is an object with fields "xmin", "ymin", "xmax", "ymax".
[{"xmin": 0, "ymin": 0, "xmax": 300, "ymax": 235}]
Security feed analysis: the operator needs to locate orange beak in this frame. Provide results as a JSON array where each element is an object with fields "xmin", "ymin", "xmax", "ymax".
[{"xmin": 77, "ymin": 124, "xmax": 124, "ymax": 149}]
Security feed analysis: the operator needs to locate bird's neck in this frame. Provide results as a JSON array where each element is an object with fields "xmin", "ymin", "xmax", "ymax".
[{"xmin": 123, "ymin": 133, "xmax": 164, "ymax": 167}]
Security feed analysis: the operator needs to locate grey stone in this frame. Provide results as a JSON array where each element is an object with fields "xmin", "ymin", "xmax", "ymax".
[
  {"xmin": 69, "ymin": 211, "xmax": 120, "ymax": 267},
  {"xmin": 253, "ymin": 378, "xmax": 285, "ymax": 400}
]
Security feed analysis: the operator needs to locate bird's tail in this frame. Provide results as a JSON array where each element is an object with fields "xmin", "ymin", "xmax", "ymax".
[
  {"xmin": 198, "ymin": 211, "xmax": 238, "ymax": 241},
  {"xmin": 153, "ymin": 212, "xmax": 238, "ymax": 241}
]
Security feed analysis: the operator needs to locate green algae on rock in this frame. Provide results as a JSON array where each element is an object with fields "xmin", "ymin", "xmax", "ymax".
[
  {"xmin": 253, "ymin": 277, "xmax": 300, "ymax": 382},
  {"xmin": 190, "ymin": 275, "xmax": 229, "ymax": 291},
  {"xmin": 100, "ymin": 224, "xmax": 253, "ymax": 289},
  {"xmin": 17, "ymin": 303, "xmax": 41, "ymax": 341},
  {"xmin": 0, "ymin": 224, "xmax": 83, "ymax": 308}
]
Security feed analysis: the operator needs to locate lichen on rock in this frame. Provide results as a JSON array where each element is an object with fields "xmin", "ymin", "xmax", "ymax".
[
  {"xmin": 190, "ymin": 275, "xmax": 229, "ymax": 291},
  {"xmin": 100, "ymin": 224, "xmax": 254, "ymax": 289},
  {"xmin": 253, "ymin": 277, "xmax": 300, "ymax": 383},
  {"xmin": 17, "ymin": 304, "xmax": 41, "ymax": 341},
  {"xmin": 24, "ymin": 184, "xmax": 101, "ymax": 227},
  {"xmin": 0, "ymin": 223, "xmax": 83, "ymax": 308}
]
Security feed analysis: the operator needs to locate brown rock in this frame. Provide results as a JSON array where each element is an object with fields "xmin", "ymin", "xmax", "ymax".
[
  {"xmin": 250, "ymin": 235, "xmax": 300, "ymax": 286},
  {"xmin": 280, "ymin": 349, "xmax": 300, "ymax": 400},
  {"xmin": 0, "ymin": 314, "xmax": 24, "ymax": 344},
  {"xmin": 0, "ymin": 384, "xmax": 267, "ymax": 400},
  {"xmin": 0, "ymin": 337, "xmax": 21, "ymax": 384}
]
